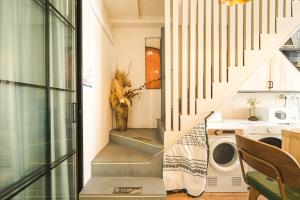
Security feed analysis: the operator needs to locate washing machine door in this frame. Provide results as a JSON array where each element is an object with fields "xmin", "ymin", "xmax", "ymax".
[{"xmin": 209, "ymin": 137, "xmax": 240, "ymax": 173}]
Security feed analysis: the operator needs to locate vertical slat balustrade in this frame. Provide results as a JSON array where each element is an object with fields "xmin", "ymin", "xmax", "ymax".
[
  {"xmin": 286, "ymin": 0, "xmax": 292, "ymax": 17},
  {"xmin": 269, "ymin": 0, "xmax": 275, "ymax": 34},
  {"xmin": 189, "ymin": 0, "xmax": 197, "ymax": 114},
  {"xmin": 220, "ymin": 3, "xmax": 228, "ymax": 82},
  {"xmin": 277, "ymin": 0, "xmax": 284, "ymax": 17},
  {"xmin": 252, "ymin": 0, "xmax": 260, "ymax": 50},
  {"xmin": 213, "ymin": 0, "xmax": 220, "ymax": 83},
  {"xmin": 197, "ymin": 0, "xmax": 204, "ymax": 101},
  {"xmin": 229, "ymin": 5, "xmax": 236, "ymax": 67},
  {"xmin": 165, "ymin": 0, "xmax": 171, "ymax": 131},
  {"xmin": 181, "ymin": 0, "xmax": 188, "ymax": 116},
  {"xmin": 205, "ymin": 0, "xmax": 212, "ymax": 98},
  {"xmin": 237, "ymin": 4, "xmax": 244, "ymax": 66},
  {"xmin": 245, "ymin": 2, "xmax": 252, "ymax": 50},
  {"xmin": 261, "ymin": 0, "xmax": 268, "ymax": 34},
  {"xmin": 172, "ymin": 0, "xmax": 179, "ymax": 131}
]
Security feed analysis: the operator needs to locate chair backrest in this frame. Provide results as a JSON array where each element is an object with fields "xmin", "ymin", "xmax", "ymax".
[{"xmin": 235, "ymin": 134, "xmax": 300, "ymax": 188}]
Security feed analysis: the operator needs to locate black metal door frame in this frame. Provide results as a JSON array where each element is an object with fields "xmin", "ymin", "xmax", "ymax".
[
  {"xmin": 76, "ymin": 0, "xmax": 83, "ymax": 195},
  {"xmin": 0, "ymin": 0, "xmax": 83, "ymax": 199}
]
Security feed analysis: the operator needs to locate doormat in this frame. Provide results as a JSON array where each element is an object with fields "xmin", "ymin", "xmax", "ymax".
[{"xmin": 133, "ymin": 137, "xmax": 152, "ymax": 143}]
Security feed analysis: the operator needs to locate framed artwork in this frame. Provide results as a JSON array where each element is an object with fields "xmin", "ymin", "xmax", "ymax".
[{"xmin": 145, "ymin": 37, "xmax": 161, "ymax": 89}]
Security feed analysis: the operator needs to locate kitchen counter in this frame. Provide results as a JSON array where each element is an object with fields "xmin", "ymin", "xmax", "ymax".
[{"xmin": 207, "ymin": 119, "xmax": 300, "ymax": 131}]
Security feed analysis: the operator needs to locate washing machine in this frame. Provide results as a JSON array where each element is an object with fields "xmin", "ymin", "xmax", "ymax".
[
  {"xmin": 205, "ymin": 129, "xmax": 248, "ymax": 192},
  {"xmin": 245, "ymin": 126, "xmax": 282, "ymax": 148}
]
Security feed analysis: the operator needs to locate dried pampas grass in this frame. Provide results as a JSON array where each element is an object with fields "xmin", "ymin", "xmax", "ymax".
[
  {"xmin": 109, "ymin": 67, "xmax": 141, "ymax": 110},
  {"xmin": 109, "ymin": 64, "xmax": 161, "ymax": 110}
]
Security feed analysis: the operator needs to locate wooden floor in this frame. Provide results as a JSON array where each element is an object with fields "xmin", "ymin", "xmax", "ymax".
[{"xmin": 167, "ymin": 191, "xmax": 267, "ymax": 200}]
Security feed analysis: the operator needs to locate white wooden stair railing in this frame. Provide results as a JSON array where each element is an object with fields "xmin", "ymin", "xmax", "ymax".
[{"xmin": 164, "ymin": 0, "xmax": 300, "ymax": 149}]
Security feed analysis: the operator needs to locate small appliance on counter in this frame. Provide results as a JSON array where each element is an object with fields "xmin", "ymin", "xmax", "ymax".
[
  {"xmin": 244, "ymin": 107, "xmax": 300, "ymax": 149},
  {"xmin": 256, "ymin": 107, "xmax": 300, "ymax": 124}
]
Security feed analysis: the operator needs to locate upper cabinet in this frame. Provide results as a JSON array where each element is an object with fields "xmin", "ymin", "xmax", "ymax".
[{"xmin": 239, "ymin": 51, "xmax": 300, "ymax": 92}]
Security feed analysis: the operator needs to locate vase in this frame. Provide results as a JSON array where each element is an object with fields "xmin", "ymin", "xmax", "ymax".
[
  {"xmin": 115, "ymin": 104, "xmax": 128, "ymax": 131},
  {"xmin": 248, "ymin": 106, "xmax": 259, "ymax": 121}
]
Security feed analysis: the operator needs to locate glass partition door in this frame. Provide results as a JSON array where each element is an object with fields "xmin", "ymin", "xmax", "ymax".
[{"xmin": 0, "ymin": 0, "xmax": 79, "ymax": 199}]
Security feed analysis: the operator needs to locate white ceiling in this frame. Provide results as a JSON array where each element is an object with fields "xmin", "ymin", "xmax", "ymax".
[
  {"xmin": 138, "ymin": 0, "xmax": 164, "ymax": 17},
  {"xmin": 102, "ymin": 0, "xmax": 164, "ymax": 20}
]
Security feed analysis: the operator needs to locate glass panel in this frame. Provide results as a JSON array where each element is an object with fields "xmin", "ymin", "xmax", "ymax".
[
  {"xmin": 12, "ymin": 176, "xmax": 46, "ymax": 200},
  {"xmin": 50, "ymin": 12, "xmax": 75, "ymax": 90},
  {"xmin": 50, "ymin": 90, "xmax": 76, "ymax": 162},
  {"xmin": 0, "ymin": 84, "xmax": 46, "ymax": 192},
  {"xmin": 259, "ymin": 137, "xmax": 282, "ymax": 148},
  {"xmin": 0, "ymin": 0, "xmax": 45, "ymax": 85},
  {"xmin": 49, "ymin": 0, "xmax": 75, "ymax": 25},
  {"xmin": 213, "ymin": 143, "xmax": 236, "ymax": 165},
  {"xmin": 51, "ymin": 155, "xmax": 76, "ymax": 199}
]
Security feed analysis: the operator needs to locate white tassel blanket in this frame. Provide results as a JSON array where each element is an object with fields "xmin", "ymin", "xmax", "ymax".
[{"xmin": 163, "ymin": 123, "xmax": 208, "ymax": 196}]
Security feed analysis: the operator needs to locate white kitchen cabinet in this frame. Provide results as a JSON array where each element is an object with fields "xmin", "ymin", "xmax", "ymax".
[{"xmin": 239, "ymin": 51, "xmax": 300, "ymax": 92}]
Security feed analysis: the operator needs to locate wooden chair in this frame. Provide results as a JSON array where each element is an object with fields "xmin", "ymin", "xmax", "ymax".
[{"xmin": 235, "ymin": 134, "xmax": 300, "ymax": 200}]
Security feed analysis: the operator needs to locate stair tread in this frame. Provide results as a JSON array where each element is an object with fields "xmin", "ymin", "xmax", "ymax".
[
  {"xmin": 80, "ymin": 177, "xmax": 166, "ymax": 197},
  {"xmin": 110, "ymin": 128, "xmax": 163, "ymax": 148},
  {"xmin": 92, "ymin": 143, "xmax": 152, "ymax": 164}
]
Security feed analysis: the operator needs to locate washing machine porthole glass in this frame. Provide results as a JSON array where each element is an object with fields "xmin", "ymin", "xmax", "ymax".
[
  {"xmin": 259, "ymin": 137, "xmax": 282, "ymax": 148},
  {"xmin": 213, "ymin": 143, "xmax": 236, "ymax": 166}
]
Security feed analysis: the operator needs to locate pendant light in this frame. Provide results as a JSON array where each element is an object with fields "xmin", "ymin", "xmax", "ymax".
[{"xmin": 220, "ymin": 0, "xmax": 251, "ymax": 6}]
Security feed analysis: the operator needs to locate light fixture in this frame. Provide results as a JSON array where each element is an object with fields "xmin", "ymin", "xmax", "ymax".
[
  {"xmin": 220, "ymin": 0, "xmax": 251, "ymax": 6},
  {"xmin": 147, "ymin": 51, "xmax": 153, "ymax": 56}
]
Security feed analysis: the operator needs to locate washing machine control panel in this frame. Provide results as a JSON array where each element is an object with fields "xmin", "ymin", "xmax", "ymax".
[{"xmin": 208, "ymin": 129, "xmax": 243, "ymax": 135}]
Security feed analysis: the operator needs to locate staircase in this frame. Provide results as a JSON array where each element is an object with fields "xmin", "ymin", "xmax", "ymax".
[
  {"xmin": 79, "ymin": 127, "xmax": 166, "ymax": 200},
  {"xmin": 163, "ymin": 0, "xmax": 300, "ymax": 149}
]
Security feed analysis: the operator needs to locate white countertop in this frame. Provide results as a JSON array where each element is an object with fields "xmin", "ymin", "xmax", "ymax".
[{"xmin": 207, "ymin": 119, "xmax": 300, "ymax": 130}]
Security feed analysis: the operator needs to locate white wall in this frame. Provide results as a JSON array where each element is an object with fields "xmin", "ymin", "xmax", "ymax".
[
  {"xmin": 82, "ymin": 0, "xmax": 114, "ymax": 185},
  {"xmin": 112, "ymin": 28, "xmax": 161, "ymax": 128}
]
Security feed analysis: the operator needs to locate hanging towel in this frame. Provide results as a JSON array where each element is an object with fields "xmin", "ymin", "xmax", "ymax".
[{"xmin": 163, "ymin": 123, "xmax": 209, "ymax": 196}]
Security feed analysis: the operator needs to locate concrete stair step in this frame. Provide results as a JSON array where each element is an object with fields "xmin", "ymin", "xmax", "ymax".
[
  {"xmin": 92, "ymin": 143, "xmax": 162, "ymax": 177},
  {"xmin": 110, "ymin": 128, "xmax": 163, "ymax": 156},
  {"xmin": 79, "ymin": 177, "xmax": 167, "ymax": 200}
]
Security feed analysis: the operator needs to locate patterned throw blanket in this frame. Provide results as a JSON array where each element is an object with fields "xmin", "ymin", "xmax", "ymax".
[{"xmin": 163, "ymin": 123, "xmax": 209, "ymax": 196}]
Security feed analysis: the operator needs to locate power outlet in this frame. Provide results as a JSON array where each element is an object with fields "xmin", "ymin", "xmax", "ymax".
[{"xmin": 279, "ymin": 94, "xmax": 300, "ymax": 100}]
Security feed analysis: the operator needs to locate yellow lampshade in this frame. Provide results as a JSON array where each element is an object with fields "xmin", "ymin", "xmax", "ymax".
[{"xmin": 220, "ymin": 0, "xmax": 251, "ymax": 6}]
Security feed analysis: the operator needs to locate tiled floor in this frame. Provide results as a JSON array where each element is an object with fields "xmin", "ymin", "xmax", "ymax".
[{"xmin": 167, "ymin": 191, "xmax": 267, "ymax": 200}]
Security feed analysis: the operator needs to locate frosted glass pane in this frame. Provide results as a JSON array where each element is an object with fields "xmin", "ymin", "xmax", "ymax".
[
  {"xmin": 0, "ymin": 84, "xmax": 46, "ymax": 192},
  {"xmin": 50, "ymin": 0, "xmax": 75, "ymax": 25},
  {"xmin": 50, "ymin": 90, "xmax": 76, "ymax": 162},
  {"xmin": 12, "ymin": 176, "xmax": 46, "ymax": 200},
  {"xmin": 51, "ymin": 155, "xmax": 76, "ymax": 199},
  {"xmin": 50, "ymin": 13, "xmax": 75, "ymax": 90},
  {"xmin": 0, "ymin": 0, "xmax": 45, "ymax": 85}
]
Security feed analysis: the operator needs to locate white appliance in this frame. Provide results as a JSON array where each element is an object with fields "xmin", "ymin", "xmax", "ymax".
[
  {"xmin": 245, "ymin": 126, "xmax": 282, "ymax": 148},
  {"xmin": 247, "ymin": 107, "xmax": 300, "ymax": 147},
  {"xmin": 256, "ymin": 107, "xmax": 299, "ymax": 124},
  {"xmin": 205, "ymin": 129, "xmax": 248, "ymax": 192}
]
